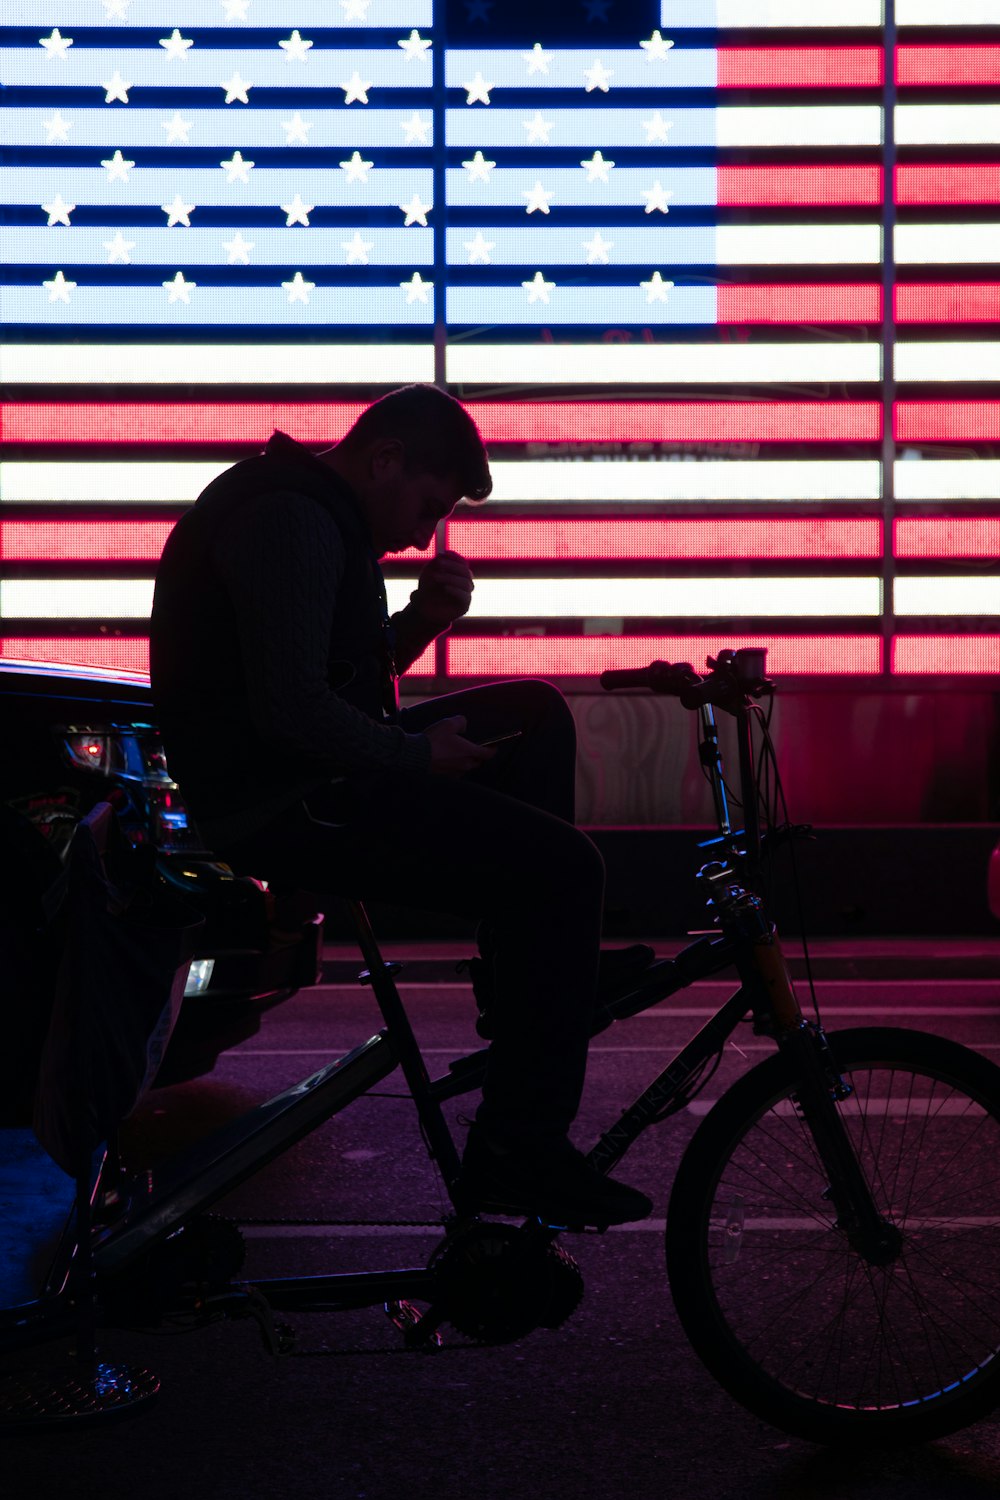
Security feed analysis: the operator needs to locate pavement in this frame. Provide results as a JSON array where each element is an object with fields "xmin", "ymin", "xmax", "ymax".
[{"xmin": 3, "ymin": 939, "xmax": 1000, "ymax": 1500}]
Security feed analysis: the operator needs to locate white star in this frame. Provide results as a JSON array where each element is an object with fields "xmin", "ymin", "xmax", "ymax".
[
  {"xmin": 161, "ymin": 113, "xmax": 193, "ymax": 144},
  {"xmin": 640, "ymin": 30, "xmax": 674, "ymax": 61},
  {"xmin": 281, "ymin": 194, "xmax": 313, "ymax": 226},
  {"xmin": 101, "ymin": 71, "xmax": 133, "ymax": 103},
  {"xmin": 398, "ymin": 30, "xmax": 432, "ymax": 61},
  {"xmin": 462, "ymin": 150, "xmax": 496, "ymax": 182},
  {"xmin": 340, "ymin": 0, "xmax": 370, "ymax": 18},
  {"xmin": 101, "ymin": 149, "xmax": 135, "ymax": 182},
  {"xmin": 159, "ymin": 29, "xmax": 194, "ymax": 60},
  {"xmin": 161, "ymin": 195, "xmax": 195, "ymax": 227},
  {"xmin": 523, "ymin": 113, "xmax": 554, "ymax": 144},
  {"xmin": 222, "ymin": 230, "xmax": 255, "ymax": 264},
  {"xmin": 339, "ymin": 151, "xmax": 373, "ymax": 183},
  {"xmin": 643, "ymin": 112, "xmax": 673, "ymax": 143},
  {"xmin": 42, "ymin": 194, "xmax": 74, "ymax": 226},
  {"xmin": 43, "ymin": 112, "xmax": 71, "ymax": 142},
  {"xmin": 581, "ymin": 150, "xmax": 615, "ymax": 183},
  {"xmin": 220, "ymin": 150, "xmax": 255, "ymax": 183},
  {"xmin": 164, "ymin": 271, "xmax": 196, "ymax": 303},
  {"xmin": 641, "ymin": 180, "xmax": 674, "ymax": 214},
  {"xmin": 401, "ymin": 272, "xmax": 431, "ymax": 304},
  {"xmin": 103, "ymin": 0, "xmax": 131, "ymax": 16},
  {"xmin": 583, "ymin": 58, "xmax": 613, "ymax": 92},
  {"xmin": 399, "ymin": 195, "xmax": 431, "ymax": 226},
  {"xmin": 221, "ymin": 72, "xmax": 252, "ymax": 104},
  {"xmin": 283, "ymin": 272, "xmax": 315, "ymax": 304},
  {"xmin": 462, "ymin": 71, "xmax": 494, "ymax": 105},
  {"xmin": 103, "ymin": 231, "xmax": 136, "ymax": 263},
  {"xmin": 400, "ymin": 113, "xmax": 431, "ymax": 144},
  {"xmin": 523, "ymin": 272, "xmax": 555, "ymax": 304},
  {"xmin": 342, "ymin": 232, "xmax": 374, "ymax": 264},
  {"xmin": 341, "ymin": 71, "xmax": 372, "ymax": 104},
  {"xmin": 522, "ymin": 42, "xmax": 554, "ymax": 74},
  {"xmin": 279, "ymin": 30, "xmax": 313, "ymax": 61},
  {"xmin": 220, "ymin": 0, "xmax": 250, "ymax": 17},
  {"xmin": 583, "ymin": 230, "xmax": 614, "ymax": 263},
  {"xmin": 282, "ymin": 113, "xmax": 312, "ymax": 144},
  {"xmin": 464, "ymin": 232, "xmax": 495, "ymax": 264},
  {"xmin": 39, "ymin": 29, "xmax": 73, "ymax": 60},
  {"xmin": 641, "ymin": 271, "xmax": 673, "ymax": 303},
  {"xmin": 523, "ymin": 180, "xmax": 555, "ymax": 215},
  {"xmin": 43, "ymin": 270, "xmax": 76, "ymax": 303}
]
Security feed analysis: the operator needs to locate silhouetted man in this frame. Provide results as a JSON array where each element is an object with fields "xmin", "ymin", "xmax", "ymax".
[{"xmin": 150, "ymin": 383, "xmax": 651, "ymax": 1227}]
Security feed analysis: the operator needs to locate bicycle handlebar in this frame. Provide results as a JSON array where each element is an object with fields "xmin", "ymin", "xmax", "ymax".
[{"xmin": 600, "ymin": 648, "xmax": 773, "ymax": 712}]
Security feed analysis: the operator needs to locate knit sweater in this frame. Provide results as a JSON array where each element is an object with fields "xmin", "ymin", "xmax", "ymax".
[{"xmin": 150, "ymin": 432, "xmax": 435, "ymax": 846}]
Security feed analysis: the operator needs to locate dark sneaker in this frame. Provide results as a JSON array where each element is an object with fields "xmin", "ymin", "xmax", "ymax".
[
  {"xmin": 455, "ymin": 1128, "xmax": 654, "ymax": 1229},
  {"xmin": 459, "ymin": 943, "xmax": 657, "ymax": 1040}
]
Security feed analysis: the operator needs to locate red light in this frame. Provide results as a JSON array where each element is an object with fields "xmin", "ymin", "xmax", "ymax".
[
  {"xmin": 718, "ymin": 47, "xmax": 883, "ymax": 88},
  {"xmin": 718, "ymin": 284, "xmax": 881, "ymax": 324},
  {"xmin": 895, "ymin": 165, "xmax": 1000, "ymax": 206},
  {"xmin": 447, "ymin": 636, "xmax": 883, "ymax": 677},
  {"xmin": 405, "ymin": 644, "xmax": 436, "ymax": 676},
  {"xmin": 0, "ymin": 638, "xmax": 151, "ymax": 672},
  {"xmin": 894, "ymin": 518, "xmax": 1000, "ymax": 558},
  {"xmin": 446, "ymin": 518, "xmax": 883, "ymax": 562},
  {"xmin": 892, "ymin": 636, "xmax": 1000, "ymax": 674},
  {"xmin": 895, "ymin": 284, "xmax": 1000, "ymax": 323},
  {"xmin": 0, "ymin": 402, "xmax": 884, "ymax": 447},
  {"xmin": 896, "ymin": 45, "xmax": 1000, "ymax": 87},
  {"xmin": 718, "ymin": 166, "xmax": 882, "ymax": 208},
  {"xmin": 0, "ymin": 520, "xmax": 176, "ymax": 562},
  {"xmin": 895, "ymin": 403, "xmax": 1000, "ymax": 443}
]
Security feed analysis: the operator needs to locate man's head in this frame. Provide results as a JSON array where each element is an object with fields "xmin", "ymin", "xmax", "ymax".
[{"xmin": 321, "ymin": 384, "xmax": 492, "ymax": 555}]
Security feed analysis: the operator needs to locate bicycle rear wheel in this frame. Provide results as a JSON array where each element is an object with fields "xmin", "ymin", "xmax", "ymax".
[{"xmin": 667, "ymin": 1027, "xmax": 1000, "ymax": 1444}]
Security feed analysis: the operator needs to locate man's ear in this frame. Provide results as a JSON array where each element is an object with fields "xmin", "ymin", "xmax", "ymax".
[{"xmin": 368, "ymin": 437, "xmax": 405, "ymax": 479}]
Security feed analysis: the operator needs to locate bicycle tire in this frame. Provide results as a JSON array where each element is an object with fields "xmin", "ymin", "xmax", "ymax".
[{"xmin": 666, "ymin": 1026, "xmax": 1000, "ymax": 1444}]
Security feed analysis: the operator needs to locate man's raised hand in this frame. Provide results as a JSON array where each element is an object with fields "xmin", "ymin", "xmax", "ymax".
[{"xmin": 409, "ymin": 551, "xmax": 474, "ymax": 631}]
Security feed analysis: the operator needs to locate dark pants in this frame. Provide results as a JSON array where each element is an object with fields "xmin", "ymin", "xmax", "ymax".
[{"xmin": 219, "ymin": 681, "xmax": 604, "ymax": 1144}]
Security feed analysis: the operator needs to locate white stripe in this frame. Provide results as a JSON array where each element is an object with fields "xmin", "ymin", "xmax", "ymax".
[
  {"xmin": 895, "ymin": 460, "xmax": 1000, "ymax": 502},
  {"xmin": 897, "ymin": 0, "xmax": 999, "ymax": 16},
  {"xmin": 446, "ymin": 342, "xmax": 881, "ymax": 387},
  {"xmin": 0, "ymin": 578, "xmax": 154, "ymax": 618},
  {"xmin": 239, "ymin": 1215, "xmax": 1000, "ymax": 1241},
  {"xmin": 896, "ymin": 224, "xmax": 1000, "ymax": 264},
  {"xmin": 689, "ymin": 1097, "xmax": 989, "ymax": 1117},
  {"xmin": 0, "ymin": 344, "xmax": 434, "ymax": 385},
  {"xmin": 716, "ymin": 106, "xmax": 882, "ymax": 148},
  {"xmin": 0, "ymin": 461, "xmax": 228, "ymax": 503},
  {"xmin": 895, "ymin": 576, "xmax": 1000, "ymax": 616},
  {"xmin": 385, "ymin": 575, "xmax": 883, "ymax": 618},
  {"xmin": 895, "ymin": 343, "xmax": 1000, "ymax": 383},
  {"xmin": 896, "ymin": 105, "xmax": 1000, "ymax": 146},
  {"xmin": 716, "ymin": 224, "xmax": 880, "ymax": 264},
  {"xmin": 711, "ymin": 0, "xmax": 882, "ymax": 23}
]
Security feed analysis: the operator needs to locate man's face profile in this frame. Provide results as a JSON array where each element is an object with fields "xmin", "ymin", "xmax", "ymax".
[{"xmin": 363, "ymin": 440, "xmax": 463, "ymax": 555}]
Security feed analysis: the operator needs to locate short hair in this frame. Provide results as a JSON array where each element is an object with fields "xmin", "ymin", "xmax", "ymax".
[{"xmin": 340, "ymin": 384, "xmax": 492, "ymax": 502}]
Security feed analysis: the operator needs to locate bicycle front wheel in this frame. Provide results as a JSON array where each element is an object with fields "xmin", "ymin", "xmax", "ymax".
[{"xmin": 667, "ymin": 1027, "xmax": 1000, "ymax": 1444}]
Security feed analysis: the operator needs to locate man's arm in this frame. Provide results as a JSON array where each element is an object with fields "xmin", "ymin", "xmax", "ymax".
[
  {"xmin": 393, "ymin": 551, "xmax": 475, "ymax": 672},
  {"xmin": 213, "ymin": 490, "xmax": 430, "ymax": 773}
]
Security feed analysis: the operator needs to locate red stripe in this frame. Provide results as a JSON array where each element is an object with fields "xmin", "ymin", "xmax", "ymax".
[
  {"xmin": 718, "ymin": 165, "xmax": 882, "ymax": 207},
  {"xmin": 892, "ymin": 636, "xmax": 1000, "ymax": 674},
  {"xmin": 0, "ymin": 520, "xmax": 176, "ymax": 562},
  {"xmin": 0, "ymin": 402, "xmax": 884, "ymax": 446},
  {"xmin": 895, "ymin": 164, "xmax": 1000, "ymax": 206},
  {"xmin": 446, "ymin": 518, "xmax": 883, "ymax": 562},
  {"xmin": 718, "ymin": 283, "xmax": 881, "ymax": 324},
  {"xmin": 0, "ymin": 637, "xmax": 151, "ymax": 673},
  {"xmin": 718, "ymin": 47, "xmax": 883, "ymax": 88},
  {"xmin": 895, "ymin": 284, "xmax": 1000, "ymax": 323},
  {"xmin": 447, "ymin": 636, "xmax": 884, "ymax": 678},
  {"xmin": 896, "ymin": 45, "xmax": 1000, "ymax": 87},
  {"xmin": 894, "ymin": 518, "xmax": 1000, "ymax": 559},
  {"xmin": 895, "ymin": 403, "xmax": 1000, "ymax": 442}
]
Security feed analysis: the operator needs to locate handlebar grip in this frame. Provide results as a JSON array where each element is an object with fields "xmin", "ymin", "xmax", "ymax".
[{"xmin": 600, "ymin": 660, "xmax": 697, "ymax": 694}]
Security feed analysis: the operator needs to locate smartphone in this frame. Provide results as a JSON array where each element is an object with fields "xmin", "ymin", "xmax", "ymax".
[{"xmin": 477, "ymin": 730, "xmax": 524, "ymax": 747}]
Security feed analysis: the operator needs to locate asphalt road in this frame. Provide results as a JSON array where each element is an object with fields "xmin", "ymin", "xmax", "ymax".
[{"xmin": 5, "ymin": 959, "xmax": 1000, "ymax": 1500}]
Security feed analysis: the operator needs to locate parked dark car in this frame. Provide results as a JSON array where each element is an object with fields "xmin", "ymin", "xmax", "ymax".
[{"xmin": 0, "ymin": 657, "xmax": 322, "ymax": 1108}]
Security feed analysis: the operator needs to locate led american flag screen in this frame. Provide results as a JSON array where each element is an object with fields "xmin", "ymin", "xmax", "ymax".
[{"xmin": 2, "ymin": 1, "xmax": 1000, "ymax": 681}]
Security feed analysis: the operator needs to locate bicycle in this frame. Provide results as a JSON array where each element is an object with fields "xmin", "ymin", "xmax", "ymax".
[{"xmin": 4, "ymin": 646, "xmax": 1000, "ymax": 1446}]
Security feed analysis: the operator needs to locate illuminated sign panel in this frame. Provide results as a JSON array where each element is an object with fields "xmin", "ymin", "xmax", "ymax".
[{"xmin": 1, "ymin": 6, "xmax": 998, "ymax": 679}]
